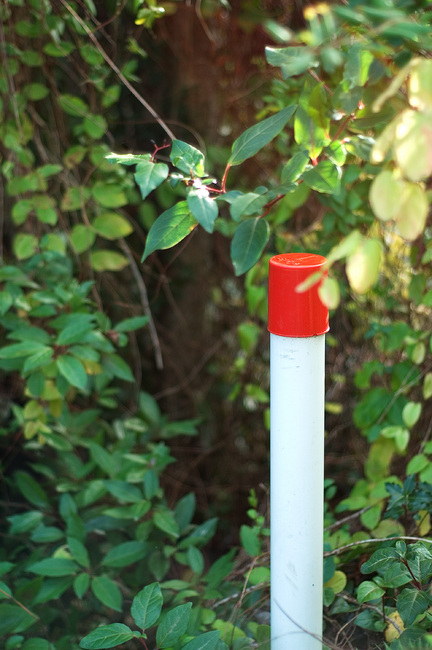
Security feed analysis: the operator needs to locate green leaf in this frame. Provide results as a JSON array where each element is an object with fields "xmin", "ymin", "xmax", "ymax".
[
  {"xmin": 58, "ymin": 94, "xmax": 88, "ymax": 116},
  {"xmin": 397, "ymin": 588, "xmax": 430, "ymax": 626},
  {"xmin": 403, "ymin": 402, "xmax": 422, "ymax": 429},
  {"xmin": 68, "ymin": 537, "xmax": 90, "ymax": 568},
  {"xmin": 409, "ymin": 58, "xmax": 432, "ymax": 112},
  {"xmin": 91, "ymin": 251, "xmax": 129, "ymax": 272},
  {"xmin": 394, "ymin": 110, "xmax": 432, "ymax": 182},
  {"xmin": 114, "ymin": 316, "xmax": 149, "ymax": 332},
  {"xmin": 56, "ymin": 355, "xmax": 88, "ymax": 390},
  {"xmin": 228, "ymin": 105, "xmax": 296, "ymax": 166},
  {"xmin": 395, "ymin": 183, "xmax": 428, "ymax": 242},
  {"xmin": 187, "ymin": 189, "xmax": 218, "ymax": 233},
  {"xmin": 28, "ymin": 558, "xmax": 79, "ymax": 576},
  {"xmin": 74, "ymin": 572, "xmax": 90, "ymax": 599},
  {"xmin": 281, "ymin": 151, "xmax": 310, "ymax": 183},
  {"xmin": 179, "ymin": 517, "xmax": 218, "ymax": 549},
  {"xmin": 102, "ymin": 354, "xmax": 134, "ymax": 382},
  {"xmin": 92, "ymin": 213, "xmax": 133, "ymax": 240},
  {"xmin": 318, "ymin": 276, "xmax": 340, "ymax": 309},
  {"xmin": 187, "ymin": 546, "xmax": 204, "ymax": 575},
  {"xmin": 102, "ymin": 541, "xmax": 148, "ymax": 568},
  {"xmin": 141, "ymin": 201, "xmax": 197, "ymax": 261},
  {"xmin": 0, "ymin": 604, "xmax": 37, "ymax": 635},
  {"xmin": 240, "ymin": 525, "xmax": 261, "ymax": 556},
  {"xmin": 0, "ymin": 341, "xmax": 47, "ymax": 359},
  {"xmin": 154, "ymin": 511, "xmax": 180, "ymax": 538},
  {"xmin": 343, "ymin": 44, "xmax": 374, "ymax": 88},
  {"xmin": 361, "ymin": 547, "xmax": 399, "ymax": 574},
  {"xmin": 181, "ymin": 631, "xmax": 220, "ymax": 650},
  {"xmin": 91, "ymin": 575, "xmax": 122, "ymax": 612},
  {"xmin": 357, "ymin": 580, "xmax": 385, "ymax": 603},
  {"xmin": 106, "ymin": 152, "xmax": 152, "ymax": 166},
  {"xmin": 230, "ymin": 217, "xmax": 270, "ymax": 276},
  {"xmin": 13, "ymin": 234, "xmax": 38, "ymax": 260},
  {"xmin": 8, "ymin": 511, "xmax": 43, "ymax": 534},
  {"xmin": 92, "ymin": 182, "xmax": 128, "ymax": 209},
  {"xmin": 265, "ymin": 46, "xmax": 317, "ymax": 78},
  {"xmin": 134, "ymin": 160, "xmax": 169, "ymax": 200},
  {"xmin": 369, "ymin": 170, "xmax": 405, "ymax": 221},
  {"xmin": 301, "ymin": 160, "xmax": 341, "ymax": 194},
  {"xmin": 131, "ymin": 582, "xmax": 163, "ymax": 629},
  {"xmin": 79, "ymin": 623, "xmax": 134, "ymax": 649},
  {"xmin": 170, "ymin": 140, "xmax": 205, "ymax": 176},
  {"xmin": 57, "ymin": 321, "xmax": 94, "ymax": 345},
  {"xmin": 15, "ymin": 471, "xmax": 49, "ymax": 508},
  {"xmin": 156, "ymin": 603, "xmax": 192, "ymax": 649}
]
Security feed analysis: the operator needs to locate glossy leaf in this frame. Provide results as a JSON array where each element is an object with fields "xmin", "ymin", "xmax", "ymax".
[
  {"xmin": 397, "ymin": 588, "xmax": 430, "ymax": 626},
  {"xmin": 131, "ymin": 582, "xmax": 163, "ymax": 629},
  {"xmin": 228, "ymin": 105, "xmax": 296, "ymax": 166},
  {"xmin": 134, "ymin": 160, "xmax": 169, "ymax": 200},
  {"xmin": 357, "ymin": 580, "xmax": 385, "ymax": 603},
  {"xmin": 187, "ymin": 189, "xmax": 218, "ymax": 233},
  {"xmin": 79, "ymin": 623, "xmax": 134, "ymax": 649},
  {"xmin": 181, "ymin": 631, "xmax": 220, "ymax": 650},
  {"xmin": 156, "ymin": 602, "xmax": 192, "ymax": 649},
  {"xmin": 301, "ymin": 160, "xmax": 341, "ymax": 194},
  {"xmin": 142, "ymin": 201, "xmax": 197, "ymax": 261},
  {"xmin": 230, "ymin": 217, "xmax": 270, "ymax": 276},
  {"xmin": 170, "ymin": 140, "xmax": 205, "ymax": 176},
  {"xmin": 91, "ymin": 575, "xmax": 122, "ymax": 612}
]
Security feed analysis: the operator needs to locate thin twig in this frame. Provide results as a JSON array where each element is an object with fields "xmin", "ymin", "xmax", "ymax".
[
  {"xmin": 119, "ymin": 239, "xmax": 163, "ymax": 370},
  {"xmin": 58, "ymin": 0, "xmax": 176, "ymax": 141},
  {"xmin": 325, "ymin": 535, "xmax": 432, "ymax": 558}
]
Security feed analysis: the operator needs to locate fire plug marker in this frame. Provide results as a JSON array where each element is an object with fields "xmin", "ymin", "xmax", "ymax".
[{"xmin": 268, "ymin": 253, "xmax": 329, "ymax": 650}]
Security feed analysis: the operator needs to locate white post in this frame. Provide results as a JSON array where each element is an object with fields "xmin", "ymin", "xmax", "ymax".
[{"xmin": 268, "ymin": 253, "xmax": 328, "ymax": 650}]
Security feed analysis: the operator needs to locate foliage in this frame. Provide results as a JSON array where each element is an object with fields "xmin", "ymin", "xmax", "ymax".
[{"xmin": 2, "ymin": 0, "xmax": 432, "ymax": 649}]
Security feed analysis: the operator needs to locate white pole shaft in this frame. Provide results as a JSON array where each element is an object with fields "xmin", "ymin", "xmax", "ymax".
[{"xmin": 270, "ymin": 332, "xmax": 325, "ymax": 650}]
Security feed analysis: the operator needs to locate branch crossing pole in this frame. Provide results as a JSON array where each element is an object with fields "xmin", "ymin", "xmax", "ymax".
[{"xmin": 268, "ymin": 253, "xmax": 329, "ymax": 650}]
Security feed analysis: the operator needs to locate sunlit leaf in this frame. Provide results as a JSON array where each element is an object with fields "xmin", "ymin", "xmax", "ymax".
[
  {"xmin": 142, "ymin": 201, "xmax": 197, "ymax": 261},
  {"xmin": 409, "ymin": 58, "xmax": 432, "ymax": 112},
  {"xmin": 346, "ymin": 238, "xmax": 382, "ymax": 294},
  {"xmin": 187, "ymin": 189, "xmax": 218, "ymax": 233},
  {"xmin": 134, "ymin": 160, "xmax": 169, "ymax": 200},
  {"xmin": 394, "ymin": 109, "xmax": 432, "ymax": 182},
  {"xmin": 394, "ymin": 183, "xmax": 428, "ymax": 241},
  {"xmin": 265, "ymin": 46, "xmax": 317, "ymax": 78},
  {"xmin": 92, "ymin": 213, "xmax": 133, "ymax": 240},
  {"xmin": 170, "ymin": 140, "xmax": 205, "ymax": 176},
  {"xmin": 318, "ymin": 276, "xmax": 340, "ymax": 309},
  {"xmin": 301, "ymin": 160, "xmax": 341, "ymax": 194}
]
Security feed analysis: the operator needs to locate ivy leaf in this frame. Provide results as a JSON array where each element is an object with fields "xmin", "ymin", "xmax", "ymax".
[
  {"xmin": 397, "ymin": 588, "xmax": 430, "ymax": 626},
  {"xmin": 91, "ymin": 575, "xmax": 122, "ymax": 612},
  {"xmin": 141, "ymin": 201, "xmax": 197, "ymax": 261},
  {"xmin": 301, "ymin": 160, "xmax": 341, "ymax": 194},
  {"xmin": 230, "ymin": 217, "xmax": 270, "ymax": 276},
  {"xmin": 156, "ymin": 603, "xmax": 192, "ymax": 649},
  {"xmin": 170, "ymin": 140, "xmax": 205, "ymax": 177},
  {"xmin": 228, "ymin": 105, "xmax": 296, "ymax": 166},
  {"xmin": 187, "ymin": 189, "xmax": 218, "ymax": 233},
  {"xmin": 131, "ymin": 582, "xmax": 163, "ymax": 630},
  {"xmin": 79, "ymin": 623, "xmax": 134, "ymax": 649},
  {"xmin": 134, "ymin": 160, "xmax": 169, "ymax": 200}
]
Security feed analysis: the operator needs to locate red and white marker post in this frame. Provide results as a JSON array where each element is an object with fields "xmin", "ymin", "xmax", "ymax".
[{"xmin": 268, "ymin": 253, "xmax": 329, "ymax": 650}]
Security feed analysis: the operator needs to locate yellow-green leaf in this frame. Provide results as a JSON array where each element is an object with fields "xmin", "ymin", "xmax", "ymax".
[{"xmin": 346, "ymin": 239, "xmax": 382, "ymax": 294}]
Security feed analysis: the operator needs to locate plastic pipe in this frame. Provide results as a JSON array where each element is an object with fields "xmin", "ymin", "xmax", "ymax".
[{"xmin": 268, "ymin": 253, "xmax": 329, "ymax": 650}]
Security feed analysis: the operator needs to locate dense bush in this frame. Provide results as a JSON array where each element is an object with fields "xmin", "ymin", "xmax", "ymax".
[{"xmin": 2, "ymin": 0, "xmax": 432, "ymax": 649}]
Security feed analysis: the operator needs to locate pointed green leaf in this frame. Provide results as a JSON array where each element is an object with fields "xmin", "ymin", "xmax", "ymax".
[
  {"xmin": 170, "ymin": 140, "xmax": 205, "ymax": 176},
  {"xmin": 0, "ymin": 604, "xmax": 37, "ymax": 635},
  {"xmin": 106, "ymin": 152, "xmax": 151, "ymax": 166},
  {"xmin": 0, "ymin": 341, "xmax": 47, "ymax": 359},
  {"xmin": 114, "ymin": 316, "xmax": 149, "ymax": 333},
  {"xmin": 102, "ymin": 354, "xmax": 134, "ymax": 382},
  {"xmin": 301, "ymin": 160, "xmax": 341, "ymax": 194},
  {"xmin": 91, "ymin": 575, "xmax": 122, "ymax": 612},
  {"xmin": 134, "ymin": 160, "xmax": 169, "ymax": 200},
  {"xmin": 230, "ymin": 217, "xmax": 270, "ymax": 276},
  {"xmin": 142, "ymin": 202, "xmax": 197, "ymax": 261},
  {"xmin": 74, "ymin": 572, "xmax": 90, "ymax": 599},
  {"xmin": 15, "ymin": 471, "xmax": 49, "ymax": 508},
  {"xmin": 357, "ymin": 580, "xmax": 385, "ymax": 603},
  {"xmin": 281, "ymin": 151, "xmax": 310, "ymax": 183},
  {"xmin": 228, "ymin": 105, "xmax": 296, "ymax": 166},
  {"xmin": 79, "ymin": 623, "xmax": 134, "ymax": 649},
  {"xmin": 131, "ymin": 582, "xmax": 163, "ymax": 629},
  {"xmin": 397, "ymin": 588, "xmax": 430, "ymax": 626},
  {"xmin": 361, "ymin": 548, "xmax": 399, "ymax": 574},
  {"xmin": 343, "ymin": 44, "xmax": 373, "ymax": 88},
  {"xmin": 156, "ymin": 602, "xmax": 192, "ymax": 648},
  {"xmin": 68, "ymin": 537, "xmax": 90, "ymax": 568},
  {"xmin": 181, "ymin": 631, "xmax": 220, "ymax": 650},
  {"xmin": 29, "ymin": 558, "xmax": 79, "ymax": 576},
  {"xmin": 154, "ymin": 511, "xmax": 180, "ymax": 538},
  {"xmin": 102, "ymin": 541, "xmax": 148, "ymax": 568},
  {"xmin": 187, "ymin": 189, "xmax": 218, "ymax": 233},
  {"xmin": 56, "ymin": 355, "xmax": 88, "ymax": 390}
]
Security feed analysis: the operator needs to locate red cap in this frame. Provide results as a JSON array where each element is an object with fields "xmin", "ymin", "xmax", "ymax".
[{"xmin": 268, "ymin": 253, "xmax": 329, "ymax": 337}]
